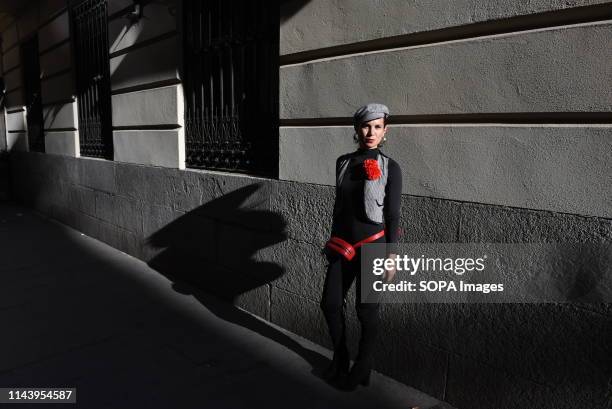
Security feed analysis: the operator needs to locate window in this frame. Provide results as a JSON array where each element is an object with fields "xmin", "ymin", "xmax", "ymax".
[
  {"xmin": 21, "ymin": 35, "xmax": 44, "ymax": 152},
  {"xmin": 70, "ymin": 0, "xmax": 113, "ymax": 159},
  {"xmin": 182, "ymin": 0, "xmax": 279, "ymax": 175}
]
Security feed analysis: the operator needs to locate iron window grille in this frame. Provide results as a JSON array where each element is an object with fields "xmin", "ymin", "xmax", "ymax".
[
  {"xmin": 182, "ymin": 0, "xmax": 279, "ymax": 175},
  {"xmin": 21, "ymin": 35, "xmax": 44, "ymax": 152},
  {"xmin": 70, "ymin": 0, "xmax": 113, "ymax": 159}
]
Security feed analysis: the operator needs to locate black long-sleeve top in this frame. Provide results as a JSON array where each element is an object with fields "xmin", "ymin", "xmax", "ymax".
[{"xmin": 331, "ymin": 148, "xmax": 402, "ymax": 253}]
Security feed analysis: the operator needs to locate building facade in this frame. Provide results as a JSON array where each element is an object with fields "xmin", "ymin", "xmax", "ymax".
[{"xmin": 1, "ymin": 1, "xmax": 611, "ymax": 407}]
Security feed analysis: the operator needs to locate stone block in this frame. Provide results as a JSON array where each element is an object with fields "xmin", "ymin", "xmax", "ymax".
[
  {"xmin": 38, "ymin": 11, "xmax": 69, "ymax": 52},
  {"xmin": 45, "ymin": 131, "xmax": 79, "ymax": 157},
  {"xmin": 374, "ymin": 330, "xmax": 449, "ymax": 400},
  {"xmin": 6, "ymin": 133, "xmax": 28, "ymax": 152},
  {"xmin": 94, "ymin": 191, "xmax": 143, "ymax": 233},
  {"xmin": 16, "ymin": 7, "xmax": 39, "ymax": 40},
  {"xmin": 171, "ymin": 170, "xmax": 210, "ymax": 213},
  {"xmin": 5, "ymin": 90, "xmax": 25, "ymax": 110},
  {"xmin": 96, "ymin": 219, "xmax": 141, "ymax": 258},
  {"xmin": 141, "ymin": 202, "xmax": 186, "ymax": 238},
  {"xmin": 270, "ymin": 286, "xmax": 329, "ymax": 348},
  {"xmin": 444, "ymin": 348, "xmax": 609, "ymax": 409},
  {"xmin": 257, "ymin": 238, "xmax": 326, "ymax": 301},
  {"xmin": 208, "ymin": 179, "xmax": 280, "ymax": 233},
  {"xmin": 445, "ymin": 353, "xmax": 548, "ymax": 409},
  {"xmin": 143, "ymin": 205, "xmax": 213, "ymax": 270},
  {"xmin": 113, "ymin": 130, "xmax": 184, "ymax": 168},
  {"xmin": 112, "ymin": 85, "xmax": 182, "ymax": 127},
  {"xmin": 110, "ymin": 35, "xmax": 179, "ymax": 91},
  {"xmin": 280, "ymin": 24, "xmax": 612, "ymax": 117},
  {"xmin": 440, "ymin": 304, "xmax": 611, "ymax": 389},
  {"xmin": 78, "ymin": 157, "xmax": 116, "ymax": 193},
  {"xmin": 51, "ymin": 204, "xmax": 80, "ymax": 231},
  {"xmin": 279, "ymin": 127, "xmax": 354, "ymax": 185},
  {"xmin": 5, "ymin": 67, "xmax": 22, "ymax": 92},
  {"xmin": 39, "ymin": 0, "xmax": 67, "ymax": 21},
  {"xmin": 40, "ymin": 42, "xmax": 71, "ymax": 80},
  {"xmin": 234, "ymin": 281, "xmax": 270, "ymax": 321},
  {"xmin": 115, "ymin": 162, "xmax": 146, "ymax": 200},
  {"xmin": 108, "ymin": 0, "xmax": 177, "ymax": 53},
  {"xmin": 403, "ymin": 196, "xmax": 462, "ymax": 243},
  {"xmin": 48, "ymin": 154, "xmax": 78, "ymax": 183},
  {"xmin": 2, "ymin": 23, "xmax": 18, "ymax": 52},
  {"xmin": 41, "ymin": 71, "xmax": 74, "ymax": 104},
  {"xmin": 379, "ymin": 303, "xmax": 459, "ymax": 353},
  {"xmin": 217, "ymin": 223, "xmax": 257, "ymax": 272},
  {"xmin": 139, "ymin": 165, "xmax": 181, "ymax": 208},
  {"xmin": 74, "ymin": 211, "xmax": 102, "ymax": 239},
  {"xmin": 43, "ymin": 102, "xmax": 77, "ymax": 130},
  {"xmin": 6, "ymin": 111, "xmax": 26, "ymax": 132},
  {"xmin": 280, "ymin": 0, "xmax": 608, "ymax": 54},
  {"xmin": 2, "ymin": 47, "xmax": 19, "ymax": 72},
  {"xmin": 67, "ymin": 184, "xmax": 96, "ymax": 216},
  {"xmin": 270, "ymin": 180, "xmax": 334, "ymax": 244},
  {"xmin": 458, "ymin": 202, "xmax": 612, "ymax": 243}
]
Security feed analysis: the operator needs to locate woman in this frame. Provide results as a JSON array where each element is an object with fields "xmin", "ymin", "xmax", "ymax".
[{"xmin": 321, "ymin": 103, "xmax": 402, "ymax": 390}]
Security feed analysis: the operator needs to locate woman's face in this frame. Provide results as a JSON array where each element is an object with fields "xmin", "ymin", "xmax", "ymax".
[{"xmin": 356, "ymin": 117, "xmax": 388, "ymax": 149}]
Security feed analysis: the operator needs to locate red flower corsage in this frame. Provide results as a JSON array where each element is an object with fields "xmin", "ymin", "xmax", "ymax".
[{"xmin": 363, "ymin": 159, "xmax": 382, "ymax": 180}]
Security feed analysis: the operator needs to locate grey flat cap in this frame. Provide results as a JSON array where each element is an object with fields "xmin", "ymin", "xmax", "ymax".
[{"xmin": 353, "ymin": 103, "xmax": 389, "ymax": 126}]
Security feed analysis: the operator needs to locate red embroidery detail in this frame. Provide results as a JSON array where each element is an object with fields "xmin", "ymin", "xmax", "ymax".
[{"xmin": 363, "ymin": 159, "xmax": 382, "ymax": 180}]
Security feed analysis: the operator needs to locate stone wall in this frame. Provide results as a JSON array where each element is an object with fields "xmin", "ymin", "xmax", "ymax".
[{"xmin": 10, "ymin": 151, "xmax": 612, "ymax": 408}]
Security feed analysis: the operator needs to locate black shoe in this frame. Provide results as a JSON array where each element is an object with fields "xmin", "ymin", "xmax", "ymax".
[
  {"xmin": 322, "ymin": 347, "xmax": 350, "ymax": 383},
  {"xmin": 338, "ymin": 362, "xmax": 371, "ymax": 391}
]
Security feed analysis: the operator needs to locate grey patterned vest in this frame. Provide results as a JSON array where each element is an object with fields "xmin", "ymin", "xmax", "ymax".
[{"xmin": 335, "ymin": 152, "xmax": 389, "ymax": 224}]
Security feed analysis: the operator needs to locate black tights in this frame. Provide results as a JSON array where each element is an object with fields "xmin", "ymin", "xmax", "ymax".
[{"xmin": 320, "ymin": 250, "xmax": 381, "ymax": 366}]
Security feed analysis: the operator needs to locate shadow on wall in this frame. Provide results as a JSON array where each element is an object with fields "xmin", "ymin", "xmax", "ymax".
[
  {"xmin": 146, "ymin": 183, "xmax": 286, "ymax": 303},
  {"xmin": 43, "ymin": 104, "xmax": 64, "ymax": 130},
  {"xmin": 280, "ymin": 0, "xmax": 312, "ymax": 24},
  {"xmin": 145, "ymin": 183, "xmax": 335, "ymax": 378}
]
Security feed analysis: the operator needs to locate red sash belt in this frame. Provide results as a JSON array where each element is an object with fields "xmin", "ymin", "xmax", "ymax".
[{"xmin": 325, "ymin": 230, "xmax": 385, "ymax": 261}]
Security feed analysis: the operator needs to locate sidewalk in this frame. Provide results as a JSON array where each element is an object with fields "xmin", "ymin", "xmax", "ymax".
[{"xmin": 0, "ymin": 202, "xmax": 453, "ymax": 409}]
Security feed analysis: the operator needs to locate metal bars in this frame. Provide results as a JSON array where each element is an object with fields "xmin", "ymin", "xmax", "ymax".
[
  {"xmin": 21, "ymin": 35, "xmax": 44, "ymax": 152},
  {"xmin": 183, "ymin": 0, "xmax": 279, "ymax": 175},
  {"xmin": 71, "ymin": 0, "xmax": 113, "ymax": 159}
]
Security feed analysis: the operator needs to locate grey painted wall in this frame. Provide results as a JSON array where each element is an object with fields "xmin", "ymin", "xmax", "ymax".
[
  {"xmin": 280, "ymin": 0, "xmax": 610, "ymax": 54},
  {"xmin": 9, "ymin": 152, "xmax": 612, "ymax": 409},
  {"xmin": 280, "ymin": 23, "xmax": 612, "ymax": 116}
]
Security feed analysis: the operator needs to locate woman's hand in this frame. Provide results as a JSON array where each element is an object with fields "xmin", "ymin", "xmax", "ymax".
[{"xmin": 384, "ymin": 253, "xmax": 397, "ymax": 283}]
